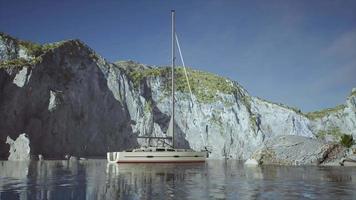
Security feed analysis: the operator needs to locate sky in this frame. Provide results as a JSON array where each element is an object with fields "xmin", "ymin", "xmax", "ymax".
[{"xmin": 1, "ymin": 0, "xmax": 355, "ymax": 112}]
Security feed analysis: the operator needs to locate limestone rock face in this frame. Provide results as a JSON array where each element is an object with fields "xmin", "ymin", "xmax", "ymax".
[
  {"xmin": 0, "ymin": 33, "xmax": 19, "ymax": 61},
  {"xmin": 0, "ymin": 33, "xmax": 32, "ymax": 61},
  {"xmin": 0, "ymin": 33, "xmax": 355, "ymax": 160},
  {"xmin": 306, "ymin": 91, "xmax": 356, "ymax": 143},
  {"xmin": 113, "ymin": 62, "xmax": 354, "ymax": 159},
  {"xmin": 6, "ymin": 133, "xmax": 31, "ymax": 161},
  {"xmin": 250, "ymin": 135, "xmax": 346, "ymax": 165}
]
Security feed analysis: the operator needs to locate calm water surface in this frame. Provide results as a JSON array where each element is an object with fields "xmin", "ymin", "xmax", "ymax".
[{"xmin": 0, "ymin": 159, "xmax": 355, "ymax": 199}]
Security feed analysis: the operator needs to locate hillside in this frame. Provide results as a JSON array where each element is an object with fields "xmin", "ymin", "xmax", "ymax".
[{"xmin": 0, "ymin": 32, "xmax": 355, "ymax": 159}]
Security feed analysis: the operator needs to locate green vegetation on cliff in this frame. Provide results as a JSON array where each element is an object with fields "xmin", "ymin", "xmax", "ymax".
[
  {"xmin": 349, "ymin": 90, "xmax": 356, "ymax": 97},
  {"xmin": 0, "ymin": 57, "xmax": 42, "ymax": 69},
  {"xmin": 316, "ymin": 127, "xmax": 343, "ymax": 139},
  {"xmin": 144, "ymin": 100, "xmax": 153, "ymax": 114},
  {"xmin": 250, "ymin": 114, "xmax": 258, "ymax": 133},
  {"xmin": 118, "ymin": 61, "xmax": 243, "ymax": 103},
  {"xmin": 316, "ymin": 127, "xmax": 354, "ymax": 148},
  {"xmin": 256, "ymin": 97, "xmax": 302, "ymax": 114},
  {"xmin": 0, "ymin": 32, "xmax": 64, "ymax": 69},
  {"xmin": 1, "ymin": 32, "xmax": 62, "ymax": 58},
  {"xmin": 174, "ymin": 67, "xmax": 239, "ymax": 103},
  {"xmin": 18, "ymin": 40, "xmax": 43, "ymax": 57},
  {"xmin": 19, "ymin": 42, "xmax": 62, "ymax": 57},
  {"xmin": 340, "ymin": 134, "xmax": 354, "ymax": 148},
  {"xmin": 306, "ymin": 104, "xmax": 346, "ymax": 120}
]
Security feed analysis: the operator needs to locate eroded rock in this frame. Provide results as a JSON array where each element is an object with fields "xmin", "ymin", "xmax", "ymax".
[
  {"xmin": 5, "ymin": 133, "xmax": 31, "ymax": 161},
  {"xmin": 13, "ymin": 66, "xmax": 31, "ymax": 87},
  {"xmin": 249, "ymin": 135, "xmax": 346, "ymax": 165},
  {"xmin": 48, "ymin": 90, "xmax": 63, "ymax": 111}
]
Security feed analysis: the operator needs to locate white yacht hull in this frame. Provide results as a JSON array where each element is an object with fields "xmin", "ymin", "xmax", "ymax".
[{"xmin": 107, "ymin": 150, "xmax": 207, "ymax": 163}]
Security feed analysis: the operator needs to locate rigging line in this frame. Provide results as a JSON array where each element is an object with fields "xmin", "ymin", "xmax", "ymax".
[
  {"xmin": 175, "ymin": 33, "xmax": 207, "ymax": 148},
  {"xmin": 175, "ymin": 33, "xmax": 194, "ymax": 102}
]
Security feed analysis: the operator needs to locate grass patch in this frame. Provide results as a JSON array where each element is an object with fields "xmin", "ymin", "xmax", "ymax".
[
  {"xmin": 256, "ymin": 97, "xmax": 302, "ymax": 114},
  {"xmin": 0, "ymin": 57, "xmax": 42, "ymax": 69},
  {"xmin": 223, "ymin": 100, "xmax": 235, "ymax": 107},
  {"xmin": 317, "ymin": 129, "xmax": 355, "ymax": 149},
  {"xmin": 316, "ymin": 127, "xmax": 352, "ymax": 147},
  {"xmin": 0, "ymin": 58, "xmax": 31, "ymax": 69},
  {"xmin": 18, "ymin": 40, "xmax": 43, "ymax": 57},
  {"xmin": 250, "ymin": 114, "xmax": 258, "ymax": 133},
  {"xmin": 241, "ymin": 94, "xmax": 252, "ymax": 111},
  {"xmin": 119, "ymin": 62, "xmax": 243, "ymax": 103},
  {"xmin": 1, "ymin": 32, "xmax": 63, "ymax": 59},
  {"xmin": 130, "ymin": 67, "xmax": 165, "ymax": 88},
  {"xmin": 0, "ymin": 36, "xmax": 64, "ymax": 70},
  {"xmin": 306, "ymin": 105, "xmax": 346, "ymax": 120},
  {"xmin": 0, "ymin": 32, "xmax": 16, "ymax": 43},
  {"xmin": 144, "ymin": 100, "xmax": 153, "ymax": 114}
]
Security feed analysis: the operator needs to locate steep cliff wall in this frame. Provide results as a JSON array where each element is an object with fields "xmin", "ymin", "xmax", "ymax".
[
  {"xmin": 114, "ymin": 61, "xmax": 355, "ymax": 159},
  {"xmin": 0, "ymin": 33, "xmax": 137, "ymax": 159},
  {"xmin": 0, "ymin": 33, "xmax": 355, "ymax": 159}
]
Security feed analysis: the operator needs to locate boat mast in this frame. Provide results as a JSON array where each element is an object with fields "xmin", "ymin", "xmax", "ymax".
[{"xmin": 171, "ymin": 10, "xmax": 175, "ymax": 148}]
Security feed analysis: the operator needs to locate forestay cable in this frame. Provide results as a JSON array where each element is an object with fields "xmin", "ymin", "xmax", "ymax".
[
  {"xmin": 175, "ymin": 33, "xmax": 207, "ymax": 148},
  {"xmin": 175, "ymin": 33, "xmax": 194, "ymax": 102}
]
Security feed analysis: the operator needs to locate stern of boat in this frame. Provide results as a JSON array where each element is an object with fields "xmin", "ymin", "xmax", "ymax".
[{"xmin": 107, "ymin": 152, "xmax": 120, "ymax": 163}]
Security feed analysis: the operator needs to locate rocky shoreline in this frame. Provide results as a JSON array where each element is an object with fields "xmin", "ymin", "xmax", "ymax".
[
  {"xmin": 5, "ymin": 132, "xmax": 356, "ymax": 167},
  {"xmin": 245, "ymin": 135, "xmax": 356, "ymax": 166}
]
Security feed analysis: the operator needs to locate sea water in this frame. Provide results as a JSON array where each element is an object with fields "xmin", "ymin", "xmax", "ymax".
[{"xmin": 0, "ymin": 160, "xmax": 355, "ymax": 199}]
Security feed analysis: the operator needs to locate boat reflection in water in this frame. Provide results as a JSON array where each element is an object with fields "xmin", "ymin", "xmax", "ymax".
[
  {"xmin": 105, "ymin": 162, "xmax": 207, "ymax": 199},
  {"xmin": 1, "ymin": 160, "xmax": 356, "ymax": 199}
]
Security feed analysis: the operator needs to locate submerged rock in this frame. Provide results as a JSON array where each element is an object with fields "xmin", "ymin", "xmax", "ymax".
[{"xmin": 5, "ymin": 133, "xmax": 31, "ymax": 161}]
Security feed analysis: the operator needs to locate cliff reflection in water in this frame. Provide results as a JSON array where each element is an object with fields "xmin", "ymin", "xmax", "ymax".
[{"xmin": 1, "ymin": 160, "xmax": 356, "ymax": 199}]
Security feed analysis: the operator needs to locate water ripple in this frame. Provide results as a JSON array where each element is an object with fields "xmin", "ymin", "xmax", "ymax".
[{"xmin": 0, "ymin": 160, "xmax": 355, "ymax": 199}]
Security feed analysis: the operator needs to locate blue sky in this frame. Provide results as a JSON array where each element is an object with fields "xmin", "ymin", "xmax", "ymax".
[{"xmin": 1, "ymin": 0, "xmax": 355, "ymax": 111}]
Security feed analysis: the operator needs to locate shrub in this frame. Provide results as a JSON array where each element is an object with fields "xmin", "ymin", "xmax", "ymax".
[
  {"xmin": 340, "ymin": 134, "xmax": 354, "ymax": 148},
  {"xmin": 121, "ymin": 64, "xmax": 244, "ymax": 104}
]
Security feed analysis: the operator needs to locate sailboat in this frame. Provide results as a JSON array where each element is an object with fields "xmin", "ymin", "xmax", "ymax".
[{"xmin": 107, "ymin": 10, "xmax": 208, "ymax": 163}]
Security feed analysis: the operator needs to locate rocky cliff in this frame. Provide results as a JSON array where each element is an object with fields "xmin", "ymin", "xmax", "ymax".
[
  {"xmin": 0, "ymin": 32, "xmax": 355, "ymax": 159},
  {"xmin": 0, "ymin": 33, "xmax": 137, "ymax": 159}
]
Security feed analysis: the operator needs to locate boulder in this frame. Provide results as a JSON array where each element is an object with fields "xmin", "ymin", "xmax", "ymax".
[{"xmin": 249, "ymin": 135, "xmax": 346, "ymax": 165}]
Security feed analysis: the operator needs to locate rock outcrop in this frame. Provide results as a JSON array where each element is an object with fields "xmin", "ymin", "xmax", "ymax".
[
  {"xmin": 5, "ymin": 133, "xmax": 31, "ymax": 161},
  {"xmin": 0, "ymin": 32, "xmax": 355, "ymax": 160},
  {"xmin": 307, "ymin": 90, "xmax": 356, "ymax": 142},
  {"xmin": 249, "ymin": 135, "xmax": 347, "ymax": 165},
  {"xmin": 0, "ymin": 33, "xmax": 137, "ymax": 159}
]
